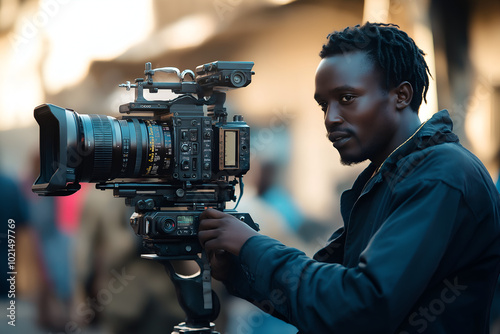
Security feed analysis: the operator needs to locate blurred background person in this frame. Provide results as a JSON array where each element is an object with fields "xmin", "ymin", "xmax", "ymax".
[
  {"xmin": 72, "ymin": 186, "xmax": 187, "ymax": 334},
  {"xmin": 25, "ymin": 153, "xmax": 85, "ymax": 331},
  {"xmin": 0, "ymin": 156, "xmax": 42, "ymax": 333}
]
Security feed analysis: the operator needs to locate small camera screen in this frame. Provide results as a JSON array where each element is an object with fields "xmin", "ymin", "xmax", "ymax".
[
  {"xmin": 177, "ymin": 216, "xmax": 194, "ymax": 227},
  {"xmin": 224, "ymin": 130, "xmax": 238, "ymax": 168}
]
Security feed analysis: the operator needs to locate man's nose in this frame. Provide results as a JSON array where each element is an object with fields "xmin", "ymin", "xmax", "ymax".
[{"xmin": 324, "ymin": 104, "xmax": 343, "ymax": 128}]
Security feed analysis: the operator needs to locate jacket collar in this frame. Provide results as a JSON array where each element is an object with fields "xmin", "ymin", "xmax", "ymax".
[
  {"xmin": 376, "ymin": 109, "xmax": 459, "ymax": 175},
  {"xmin": 340, "ymin": 110, "xmax": 460, "ymax": 226}
]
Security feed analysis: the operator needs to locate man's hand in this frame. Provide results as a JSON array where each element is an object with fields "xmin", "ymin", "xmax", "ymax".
[
  {"xmin": 205, "ymin": 249, "xmax": 235, "ymax": 282},
  {"xmin": 198, "ymin": 208, "xmax": 260, "ymax": 256},
  {"xmin": 198, "ymin": 208, "xmax": 259, "ymax": 281}
]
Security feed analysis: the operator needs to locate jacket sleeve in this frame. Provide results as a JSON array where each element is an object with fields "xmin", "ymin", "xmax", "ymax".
[{"xmin": 227, "ymin": 180, "xmax": 467, "ymax": 333}]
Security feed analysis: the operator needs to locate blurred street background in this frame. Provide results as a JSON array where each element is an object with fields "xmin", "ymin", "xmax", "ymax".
[{"xmin": 1, "ymin": 0, "xmax": 500, "ymax": 333}]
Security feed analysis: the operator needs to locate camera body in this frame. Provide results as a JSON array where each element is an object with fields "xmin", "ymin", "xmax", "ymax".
[
  {"xmin": 134, "ymin": 112, "xmax": 251, "ymax": 183},
  {"xmin": 32, "ymin": 61, "xmax": 259, "ymax": 258}
]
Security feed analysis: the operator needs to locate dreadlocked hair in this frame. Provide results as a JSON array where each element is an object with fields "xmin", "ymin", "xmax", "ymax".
[{"xmin": 319, "ymin": 22, "xmax": 431, "ymax": 112}]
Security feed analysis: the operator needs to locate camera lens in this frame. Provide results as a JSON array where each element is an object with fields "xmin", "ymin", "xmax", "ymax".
[
  {"xmin": 77, "ymin": 114, "xmax": 174, "ymax": 182},
  {"xmin": 78, "ymin": 114, "xmax": 114, "ymax": 181},
  {"xmin": 33, "ymin": 104, "xmax": 174, "ymax": 191}
]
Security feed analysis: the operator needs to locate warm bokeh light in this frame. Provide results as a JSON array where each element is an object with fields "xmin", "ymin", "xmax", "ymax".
[
  {"xmin": 0, "ymin": 35, "xmax": 44, "ymax": 131},
  {"xmin": 117, "ymin": 14, "xmax": 217, "ymax": 61},
  {"xmin": 266, "ymin": 0, "xmax": 297, "ymax": 5},
  {"xmin": 0, "ymin": 0, "xmax": 154, "ymax": 131},
  {"xmin": 42, "ymin": 0, "xmax": 154, "ymax": 94},
  {"xmin": 412, "ymin": 13, "xmax": 439, "ymax": 122},
  {"xmin": 363, "ymin": 0, "xmax": 390, "ymax": 23}
]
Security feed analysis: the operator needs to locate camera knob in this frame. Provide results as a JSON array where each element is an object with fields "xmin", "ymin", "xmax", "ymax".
[
  {"xmin": 181, "ymin": 159, "xmax": 190, "ymax": 170},
  {"xmin": 137, "ymin": 199, "xmax": 155, "ymax": 210}
]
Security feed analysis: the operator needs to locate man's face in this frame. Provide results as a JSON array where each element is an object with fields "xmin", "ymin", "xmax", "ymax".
[{"xmin": 314, "ymin": 51, "xmax": 399, "ymax": 166}]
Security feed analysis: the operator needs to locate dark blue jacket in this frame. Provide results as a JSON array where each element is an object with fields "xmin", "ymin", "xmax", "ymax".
[{"xmin": 225, "ymin": 110, "xmax": 500, "ymax": 333}]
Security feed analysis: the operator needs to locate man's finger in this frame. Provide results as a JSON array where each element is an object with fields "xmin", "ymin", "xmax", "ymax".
[
  {"xmin": 213, "ymin": 249, "xmax": 227, "ymax": 257},
  {"xmin": 198, "ymin": 218, "xmax": 223, "ymax": 231},
  {"xmin": 198, "ymin": 228, "xmax": 219, "ymax": 246},
  {"xmin": 199, "ymin": 208, "xmax": 229, "ymax": 220},
  {"xmin": 203, "ymin": 238, "xmax": 224, "ymax": 253}
]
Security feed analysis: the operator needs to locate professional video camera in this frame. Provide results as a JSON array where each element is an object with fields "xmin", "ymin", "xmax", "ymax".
[{"xmin": 32, "ymin": 61, "xmax": 259, "ymax": 333}]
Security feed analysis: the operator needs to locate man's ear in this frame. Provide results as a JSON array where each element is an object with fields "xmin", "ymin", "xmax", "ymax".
[{"xmin": 394, "ymin": 81, "xmax": 413, "ymax": 111}]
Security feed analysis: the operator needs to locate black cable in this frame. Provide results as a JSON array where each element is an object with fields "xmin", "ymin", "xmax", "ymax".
[{"xmin": 232, "ymin": 176, "xmax": 244, "ymax": 210}]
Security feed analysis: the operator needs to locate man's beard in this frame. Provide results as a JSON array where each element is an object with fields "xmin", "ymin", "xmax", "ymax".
[
  {"xmin": 340, "ymin": 158, "xmax": 366, "ymax": 166},
  {"xmin": 333, "ymin": 135, "xmax": 370, "ymax": 166},
  {"xmin": 338, "ymin": 140, "xmax": 377, "ymax": 166},
  {"xmin": 338, "ymin": 141, "xmax": 388, "ymax": 167},
  {"xmin": 340, "ymin": 155, "xmax": 367, "ymax": 166}
]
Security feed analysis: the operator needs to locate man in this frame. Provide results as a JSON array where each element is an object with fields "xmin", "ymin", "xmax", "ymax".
[{"xmin": 198, "ymin": 22, "xmax": 500, "ymax": 333}]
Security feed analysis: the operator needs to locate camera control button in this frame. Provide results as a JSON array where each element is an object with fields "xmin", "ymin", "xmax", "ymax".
[{"xmin": 190, "ymin": 129, "xmax": 198, "ymax": 141}]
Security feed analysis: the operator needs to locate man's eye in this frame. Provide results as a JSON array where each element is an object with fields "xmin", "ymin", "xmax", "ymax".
[{"xmin": 340, "ymin": 95, "xmax": 355, "ymax": 103}]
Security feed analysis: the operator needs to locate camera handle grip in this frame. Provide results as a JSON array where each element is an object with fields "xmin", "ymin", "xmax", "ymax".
[{"xmin": 145, "ymin": 253, "xmax": 221, "ymax": 326}]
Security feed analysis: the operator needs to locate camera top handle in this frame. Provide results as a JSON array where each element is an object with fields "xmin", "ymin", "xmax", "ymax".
[{"xmin": 118, "ymin": 61, "xmax": 254, "ymax": 123}]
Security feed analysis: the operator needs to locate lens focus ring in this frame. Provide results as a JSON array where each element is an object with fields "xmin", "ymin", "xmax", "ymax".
[{"xmin": 90, "ymin": 115, "xmax": 113, "ymax": 180}]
